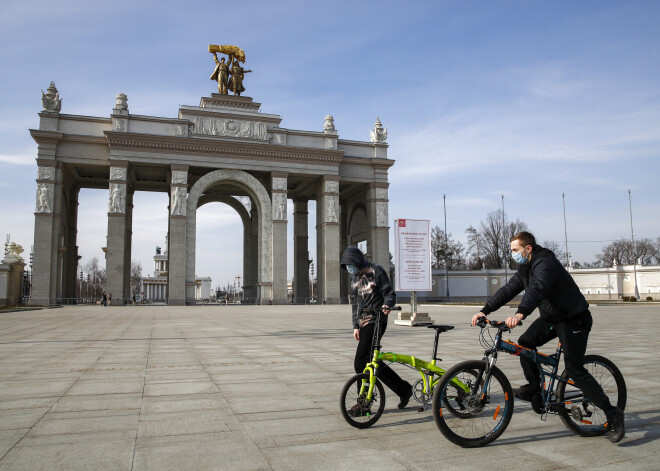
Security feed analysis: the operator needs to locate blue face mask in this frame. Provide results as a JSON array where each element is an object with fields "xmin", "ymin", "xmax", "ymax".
[
  {"xmin": 346, "ymin": 265, "xmax": 359, "ymax": 275},
  {"xmin": 512, "ymin": 251, "xmax": 528, "ymax": 264}
]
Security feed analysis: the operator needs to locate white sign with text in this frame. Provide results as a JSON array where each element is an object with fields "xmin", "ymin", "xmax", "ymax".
[{"xmin": 394, "ymin": 218, "xmax": 432, "ymax": 291}]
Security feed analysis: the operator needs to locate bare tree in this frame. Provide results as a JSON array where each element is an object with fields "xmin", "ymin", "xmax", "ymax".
[
  {"xmin": 83, "ymin": 257, "xmax": 106, "ymax": 300},
  {"xmin": 596, "ymin": 238, "xmax": 658, "ymax": 266},
  {"xmin": 541, "ymin": 240, "xmax": 567, "ymax": 265},
  {"xmin": 431, "ymin": 226, "xmax": 466, "ymax": 270},
  {"xmin": 466, "ymin": 210, "xmax": 528, "ymax": 269}
]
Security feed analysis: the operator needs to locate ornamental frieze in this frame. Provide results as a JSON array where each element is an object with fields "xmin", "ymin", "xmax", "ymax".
[{"xmin": 192, "ymin": 116, "xmax": 268, "ymax": 141}]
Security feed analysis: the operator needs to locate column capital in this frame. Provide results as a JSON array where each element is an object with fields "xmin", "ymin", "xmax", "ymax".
[{"xmin": 108, "ymin": 159, "xmax": 129, "ymax": 168}]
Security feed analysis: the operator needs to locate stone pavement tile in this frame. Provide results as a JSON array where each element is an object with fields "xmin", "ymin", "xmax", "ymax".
[
  {"xmin": 0, "ymin": 408, "xmax": 49, "ymax": 431},
  {"xmin": 242, "ymin": 414, "xmax": 347, "ymax": 442},
  {"xmin": 144, "ymin": 370, "xmax": 210, "ymax": 384},
  {"xmin": 215, "ymin": 379, "xmax": 291, "ymax": 398},
  {"xmin": 228, "ymin": 397, "xmax": 319, "ymax": 415},
  {"xmin": 133, "ymin": 432, "xmax": 270, "ymax": 471},
  {"xmin": 0, "ymin": 429, "xmax": 27, "ymax": 458},
  {"xmin": 140, "ymin": 393, "xmax": 229, "ymax": 414},
  {"xmin": 16, "ymin": 430, "xmax": 135, "ymax": 447},
  {"xmin": 137, "ymin": 409, "xmax": 241, "ymax": 438},
  {"xmin": 66, "ymin": 379, "xmax": 144, "ymax": 395},
  {"xmin": 0, "ymin": 438, "xmax": 135, "ymax": 471},
  {"xmin": 0, "ymin": 397, "xmax": 56, "ymax": 411},
  {"xmin": 26, "ymin": 412, "xmax": 139, "ymax": 437},
  {"xmin": 0, "ymin": 379, "xmax": 74, "ymax": 398},
  {"xmin": 50, "ymin": 393, "xmax": 142, "ymax": 413},
  {"xmin": 143, "ymin": 381, "xmax": 218, "ymax": 396},
  {"xmin": 261, "ymin": 438, "xmax": 408, "ymax": 471},
  {"xmin": 236, "ymin": 406, "xmax": 330, "ymax": 423}
]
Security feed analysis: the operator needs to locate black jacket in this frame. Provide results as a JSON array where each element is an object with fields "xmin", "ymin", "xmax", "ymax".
[
  {"xmin": 482, "ymin": 245, "xmax": 588, "ymax": 322},
  {"xmin": 341, "ymin": 246, "xmax": 396, "ymax": 329}
]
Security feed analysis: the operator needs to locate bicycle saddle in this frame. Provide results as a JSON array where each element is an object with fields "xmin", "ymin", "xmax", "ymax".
[{"xmin": 426, "ymin": 325, "xmax": 454, "ymax": 333}]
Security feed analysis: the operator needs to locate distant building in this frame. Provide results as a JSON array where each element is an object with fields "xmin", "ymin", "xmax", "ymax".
[{"xmin": 141, "ymin": 242, "xmax": 212, "ymax": 303}]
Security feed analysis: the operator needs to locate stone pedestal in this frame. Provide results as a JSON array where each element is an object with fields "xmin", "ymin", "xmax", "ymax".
[
  {"xmin": 0, "ymin": 259, "xmax": 26, "ymax": 306},
  {"xmin": 169, "ymin": 165, "xmax": 188, "ymax": 305},
  {"xmin": 394, "ymin": 311, "xmax": 433, "ymax": 326}
]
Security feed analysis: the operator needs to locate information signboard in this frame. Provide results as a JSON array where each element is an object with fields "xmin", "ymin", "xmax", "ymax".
[{"xmin": 394, "ymin": 218, "xmax": 432, "ymax": 291}]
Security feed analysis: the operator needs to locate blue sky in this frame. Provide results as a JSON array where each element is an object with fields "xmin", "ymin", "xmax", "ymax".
[{"xmin": 1, "ymin": 1, "xmax": 659, "ymax": 289}]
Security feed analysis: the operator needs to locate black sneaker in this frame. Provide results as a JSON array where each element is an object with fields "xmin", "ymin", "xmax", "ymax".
[
  {"xmin": 607, "ymin": 407, "xmax": 625, "ymax": 443},
  {"xmin": 513, "ymin": 384, "xmax": 540, "ymax": 402},
  {"xmin": 398, "ymin": 384, "xmax": 413, "ymax": 409}
]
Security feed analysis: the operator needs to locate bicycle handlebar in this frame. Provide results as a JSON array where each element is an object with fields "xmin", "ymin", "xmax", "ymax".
[{"xmin": 476, "ymin": 317, "xmax": 522, "ymax": 331}]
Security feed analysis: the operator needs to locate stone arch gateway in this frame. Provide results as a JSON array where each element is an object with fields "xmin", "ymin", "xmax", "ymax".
[{"xmin": 30, "ymin": 85, "xmax": 394, "ymax": 305}]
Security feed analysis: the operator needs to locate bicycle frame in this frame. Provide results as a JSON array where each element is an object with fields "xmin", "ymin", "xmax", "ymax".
[
  {"xmin": 479, "ymin": 322, "xmax": 586, "ymax": 416},
  {"xmin": 359, "ymin": 311, "xmax": 468, "ymax": 401}
]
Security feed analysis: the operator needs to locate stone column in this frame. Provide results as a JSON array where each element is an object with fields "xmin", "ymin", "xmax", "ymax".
[
  {"xmin": 249, "ymin": 208, "xmax": 259, "ymax": 303},
  {"xmin": 339, "ymin": 200, "xmax": 349, "ymax": 302},
  {"xmin": 271, "ymin": 172, "xmax": 288, "ymax": 304},
  {"xmin": 368, "ymin": 183, "xmax": 390, "ymax": 271},
  {"xmin": 63, "ymin": 186, "xmax": 80, "ymax": 300},
  {"xmin": 106, "ymin": 162, "xmax": 130, "ymax": 305},
  {"xmin": 316, "ymin": 176, "xmax": 341, "ymax": 303},
  {"xmin": 32, "ymin": 160, "xmax": 62, "ymax": 305},
  {"xmin": 169, "ymin": 165, "xmax": 188, "ymax": 305},
  {"xmin": 293, "ymin": 199, "xmax": 309, "ymax": 302}
]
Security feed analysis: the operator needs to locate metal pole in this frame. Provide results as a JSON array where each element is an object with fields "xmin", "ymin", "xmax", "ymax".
[
  {"xmin": 443, "ymin": 194, "xmax": 450, "ymax": 302},
  {"xmin": 628, "ymin": 189, "xmax": 640, "ymax": 300},
  {"xmin": 501, "ymin": 194, "xmax": 508, "ymax": 283},
  {"xmin": 562, "ymin": 193, "xmax": 570, "ymax": 268}
]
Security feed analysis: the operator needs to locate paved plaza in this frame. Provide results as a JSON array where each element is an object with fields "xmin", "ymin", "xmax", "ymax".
[{"xmin": 0, "ymin": 304, "xmax": 658, "ymax": 470}]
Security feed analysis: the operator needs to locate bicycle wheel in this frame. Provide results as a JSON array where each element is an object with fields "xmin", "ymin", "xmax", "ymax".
[
  {"xmin": 432, "ymin": 360, "xmax": 514, "ymax": 447},
  {"xmin": 340, "ymin": 373, "xmax": 386, "ymax": 428},
  {"xmin": 556, "ymin": 354, "xmax": 626, "ymax": 437}
]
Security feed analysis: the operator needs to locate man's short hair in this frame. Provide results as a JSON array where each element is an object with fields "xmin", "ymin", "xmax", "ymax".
[{"xmin": 510, "ymin": 231, "xmax": 536, "ymax": 248}]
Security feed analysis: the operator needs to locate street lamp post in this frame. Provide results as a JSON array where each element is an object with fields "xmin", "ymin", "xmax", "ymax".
[
  {"xmin": 501, "ymin": 194, "xmax": 508, "ymax": 283},
  {"xmin": 79, "ymin": 269, "xmax": 83, "ymax": 302},
  {"xmin": 443, "ymin": 194, "xmax": 450, "ymax": 302},
  {"xmin": 562, "ymin": 193, "xmax": 570, "ymax": 268},
  {"xmin": 628, "ymin": 189, "xmax": 640, "ymax": 300}
]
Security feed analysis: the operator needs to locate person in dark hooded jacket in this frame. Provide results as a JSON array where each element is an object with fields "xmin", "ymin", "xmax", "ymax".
[
  {"xmin": 471, "ymin": 231, "xmax": 624, "ymax": 443},
  {"xmin": 340, "ymin": 246, "xmax": 413, "ymax": 409}
]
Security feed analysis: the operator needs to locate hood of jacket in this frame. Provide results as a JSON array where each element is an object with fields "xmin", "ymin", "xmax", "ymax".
[{"xmin": 340, "ymin": 246, "xmax": 370, "ymax": 271}]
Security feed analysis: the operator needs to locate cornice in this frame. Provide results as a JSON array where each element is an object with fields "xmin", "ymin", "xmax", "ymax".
[
  {"xmin": 104, "ymin": 132, "xmax": 345, "ymax": 165},
  {"xmin": 29, "ymin": 129, "xmax": 64, "ymax": 143}
]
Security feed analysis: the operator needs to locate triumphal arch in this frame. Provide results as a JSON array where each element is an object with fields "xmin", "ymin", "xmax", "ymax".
[{"xmin": 30, "ymin": 46, "xmax": 393, "ymax": 305}]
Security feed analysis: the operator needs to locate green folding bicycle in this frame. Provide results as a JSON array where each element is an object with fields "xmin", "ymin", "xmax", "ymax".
[{"xmin": 340, "ymin": 307, "xmax": 466, "ymax": 428}]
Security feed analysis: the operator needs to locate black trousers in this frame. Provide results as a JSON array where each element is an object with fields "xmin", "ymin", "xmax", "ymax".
[
  {"xmin": 518, "ymin": 311, "xmax": 611, "ymax": 410},
  {"xmin": 354, "ymin": 321, "xmax": 411, "ymax": 398}
]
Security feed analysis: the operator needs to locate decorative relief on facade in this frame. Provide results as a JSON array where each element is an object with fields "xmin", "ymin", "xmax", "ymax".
[
  {"xmin": 110, "ymin": 167, "xmax": 127, "ymax": 181},
  {"xmin": 35, "ymin": 183, "xmax": 54, "ymax": 213},
  {"xmin": 369, "ymin": 117, "xmax": 388, "ymax": 144},
  {"xmin": 176, "ymin": 124, "xmax": 185, "ymax": 136},
  {"xmin": 272, "ymin": 133, "xmax": 286, "ymax": 145},
  {"xmin": 192, "ymin": 116, "xmax": 268, "ymax": 141},
  {"xmin": 41, "ymin": 82, "xmax": 62, "ymax": 112},
  {"xmin": 272, "ymin": 192, "xmax": 287, "ymax": 221},
  {"xmin": 171, "ymin": 187, "xmax": 186, "ymax": 216},
  {"xmin": 376, "ymin": 188, "xmax": 388, "ymax": 200},
  {"xmin": 376, "ymin": 201, "xmax": 388, "ymax": 227},
  {"xmin": 325, "ymin": 181, "xmax": 339, "ymax": 194},
  {"xmin": 114, "ymin": 119, "xmax": 125, "ymax": 131},
  {"xmin": 171, "ymin": 171, "xmax": 188, "ymax": 185},
  {"xmin": 108, "ymin": 183, "xmax": 126, "ymax": 213},
  {"xmin": 272, "ymin": 177, "xmax": 287, "ymax": 191},
  {"xmin": 326, "ymin": 197, "xmax": 339, "ymax": 223},
  {"xmin": 324, "ymin": 137, "xmax": 337, "ymax": 150},
  {"xmin": 37, "ymin": 167, "xmax": 55, "ymax": 181}
]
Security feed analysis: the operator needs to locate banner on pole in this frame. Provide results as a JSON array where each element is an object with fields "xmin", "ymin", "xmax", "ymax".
[{"xmin": 394, "ymin": 219, "xmax": 432, "ymax": 291}]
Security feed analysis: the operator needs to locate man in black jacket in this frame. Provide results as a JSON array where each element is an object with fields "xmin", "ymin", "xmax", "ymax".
[
  {"xmin": 471, "ymin": 231, "xmax": 625, "ymax": 443},
  {"xmin": 341, "ymin": 246, "xmax": 413, "ymax": 410}
]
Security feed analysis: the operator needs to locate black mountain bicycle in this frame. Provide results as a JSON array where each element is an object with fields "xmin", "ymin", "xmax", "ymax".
[{"xmin": 431, "ymin": 317, "xmax": 626, "ymax": 447}]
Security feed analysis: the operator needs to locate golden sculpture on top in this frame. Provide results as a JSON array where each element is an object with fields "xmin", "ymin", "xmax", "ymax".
[{"xmin": 209, "ymin": 44, "xmax": 252, "ymax": 96}]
